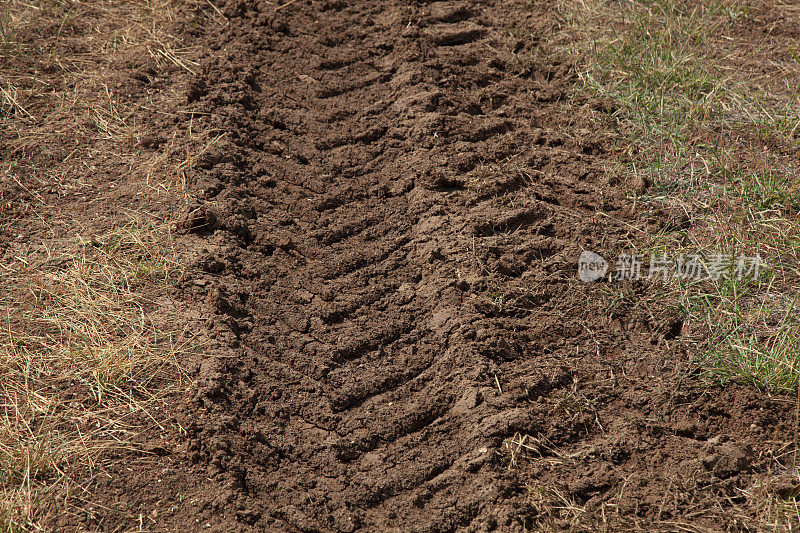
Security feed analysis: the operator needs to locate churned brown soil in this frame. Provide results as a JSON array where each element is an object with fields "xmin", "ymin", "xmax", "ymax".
[{"xmin": 3, "ymin": 0, "xmax": 798, "ymax": 531}]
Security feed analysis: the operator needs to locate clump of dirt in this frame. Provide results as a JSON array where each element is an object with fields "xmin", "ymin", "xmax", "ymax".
[{"xmin": 66, "ymin": 0, "xmax": 796, "ymax": 530}]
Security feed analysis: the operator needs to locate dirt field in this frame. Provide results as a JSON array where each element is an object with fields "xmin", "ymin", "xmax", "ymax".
[{"xmin": 3, "ymin": 0, "xmax": 800, "ymax": 531}]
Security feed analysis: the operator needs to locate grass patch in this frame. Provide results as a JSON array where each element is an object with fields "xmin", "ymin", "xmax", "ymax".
[
  {"xmin": 556, "ymin": 2, "xmax": 800, "ymax": 523},
  {"xmin": 0, "ymin": 220, "xmax": 191, "ymax": 530},
  {"xmin": 559, "ymin": 0, "xmax": 800, "ymax": 399},
  {"xmin": 573, "ymin": 0, "xmax": 747, "ymax": 194}
]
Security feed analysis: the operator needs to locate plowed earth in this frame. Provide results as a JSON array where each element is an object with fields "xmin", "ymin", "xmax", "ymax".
[{"xmin": 52, "ymin": 0, "xmax": 795, "ymax": 530}]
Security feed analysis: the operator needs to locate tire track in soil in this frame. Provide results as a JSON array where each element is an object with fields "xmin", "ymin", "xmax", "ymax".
[
  {"xmin": 82, "ymin": 0, "xmax": 795, "ymax": 531},
  {"xmin": 182, "ymin": 2, "xmax": 635, "ymax": 529},
  {"xmin": 183, "ymin": 3, "xmax": 608, "ymax": 529}
]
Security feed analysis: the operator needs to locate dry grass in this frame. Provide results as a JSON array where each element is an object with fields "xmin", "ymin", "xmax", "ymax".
[
  {"xmin": 0, "ymin": 0, "xmax": 220, "ymax": 181},
  {"xmin": 0, "ymin": 220, "xmax": 191, "ymax": 531},
  {"xmin": 0, "ymin": 0, "xmax": 220, "ymax": 529}
]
